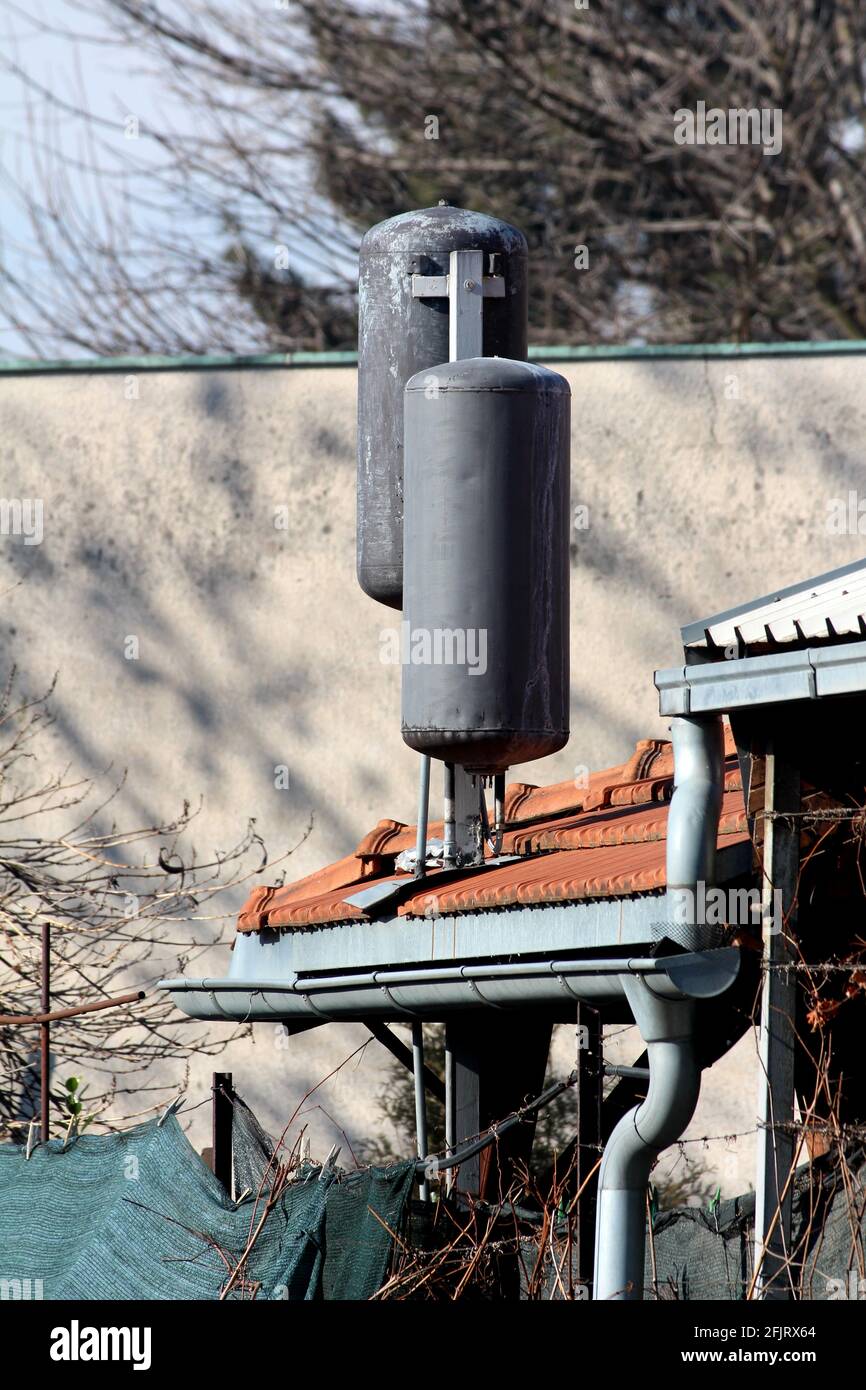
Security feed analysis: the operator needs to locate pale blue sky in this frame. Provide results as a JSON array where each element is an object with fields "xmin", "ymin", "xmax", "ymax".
[{"xmin": 0, "ymin": 0, "xmax": 346, "ymax": 358}]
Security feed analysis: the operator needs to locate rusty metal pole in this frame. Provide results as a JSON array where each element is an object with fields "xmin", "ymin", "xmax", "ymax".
[{"xmin": 40, "ymin": 923, "xmax": 50, "ymax": 1142}]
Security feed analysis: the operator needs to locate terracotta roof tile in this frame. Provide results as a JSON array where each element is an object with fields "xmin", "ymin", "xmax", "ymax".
[{"xmin": 236, "ymin": 728, "xmax": 747, "ymax": 933}]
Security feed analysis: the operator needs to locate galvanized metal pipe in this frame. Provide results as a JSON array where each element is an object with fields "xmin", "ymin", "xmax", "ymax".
[
  {"xmin": 494, "ymin": 773, "xmax": 505, "ymax": 854},
  {"xmin": 603, "ymin": 1064, "xmax": 651, "ymax": 1082},
  {"xmin": 298, "ymin": 956, "xmax": 685, "ymax": 989},
  {"xmin": 415, "ymin": 755, "xmax": 431, "ymax": 877},
  {"xmin": 170, "ymin": 955, "xmax": 690, "ymax": 995},
  {"xmin": 443, "ymin": 761, "xmax": 456, "ymax": 864},
  {"xmin": 662, "ymin": 714, "xmax": 725, "ymax": 951},
  {"xmin": 412, "ymin": 1022, "xmax": 430, "ymax": 1201}
]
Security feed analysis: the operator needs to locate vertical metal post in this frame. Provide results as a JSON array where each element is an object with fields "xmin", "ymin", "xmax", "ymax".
[
  {"xmin": 212, "ymin": 1071, "xmax": 233, "ymax": 1196},
  {"xmin": 437, "ymin": 247, "xmax": 485, "ymax": 868},
  {"xmin": 40, "ymin": 923, "xmax": 50, "ymax": 1143},
  {"xmin": 754, "ymin": 742, "xmax": 799, "ymax": 1299},
  {"xmin": 415, "ymin": 755, "xmax": 430, "ymax": 877},
  {"xmin": 445, "ymin": 1015, "xmax": 552, "ymax": 1202},
  {"xmin": 448, "ymin": 248, "xmax": 484, "ymax": 361},
  {"xmin": 493, "ymin": 773, "xmax": 505, "ymax": 854},
  {"xmin": 444, "ymin": 1035, "xmax": 456, "ymax": 1195},
  {"xmin": 443, "ymin": 761, "xmax": 456, "ymax": 865},
  {"xmin": 412, "ymin": 1023, "xmax": 430, "ymax": 1201},
  {"xmin": 453, "ymin": 766, "xmax": 483, "ymax": 863},
  {"xmin": 575, "ymin": 1003, "xmax": 602, "ymax": 1293},
  {"xmin": 447, "ymin": 1019, "xmax": 482, "ymax": 1196}
]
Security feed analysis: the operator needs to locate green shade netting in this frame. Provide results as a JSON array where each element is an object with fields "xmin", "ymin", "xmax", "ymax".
[{"xmin": 0, "ymin": 1114, "xmax": 414, "ymax": 1301}]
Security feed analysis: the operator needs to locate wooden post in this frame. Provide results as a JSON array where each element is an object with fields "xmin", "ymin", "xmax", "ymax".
[{"xmin": 754, "ymin": 741, "xmax": 799, "ymax": 1299}]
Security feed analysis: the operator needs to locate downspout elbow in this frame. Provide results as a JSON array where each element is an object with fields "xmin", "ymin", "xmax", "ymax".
[
  {"xmin": 593, "ymin": 984, "xmax": 699, "ymax": 1300},
  {"xmin": 599, "ymin": 1035, "xmax": 700, "ymax": 1191}
]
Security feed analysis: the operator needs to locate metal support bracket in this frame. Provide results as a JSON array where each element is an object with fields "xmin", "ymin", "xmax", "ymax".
[
  {"xmin": 410, "ymin": 248, "xmax": 504, "ymax": 361},
  {"xmin": 410, "ymin": 275, "xmax": 505, "ymax": 298}
]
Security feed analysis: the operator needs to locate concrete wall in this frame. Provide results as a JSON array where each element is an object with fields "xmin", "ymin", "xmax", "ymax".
[{"xmin": 2, "ymin": 347, "xmax": 865, "ymax": 1180}]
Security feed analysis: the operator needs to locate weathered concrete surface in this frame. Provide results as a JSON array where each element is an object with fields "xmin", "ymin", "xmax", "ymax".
[{"xmin": 2, "ymin": 351, "xmax": 864, "ymax": 1183}]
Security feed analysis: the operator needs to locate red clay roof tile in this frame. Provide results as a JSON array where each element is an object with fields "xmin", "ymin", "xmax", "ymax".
[{"xmin": 236, "ymin": 727, "xmax": 747, "ymax": 933}]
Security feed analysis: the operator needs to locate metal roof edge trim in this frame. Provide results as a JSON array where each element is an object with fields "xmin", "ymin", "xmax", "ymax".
[
  {"xmin": 3, "ymin": 338, "xmax": 866, "ymax": 376},
  {"xmin": 655, "ymin": 640, "xmax": 866, "ymax": 715},
  {"xmin": 681, "ymin": 555, "xmax": 866, "ymax": 648}
]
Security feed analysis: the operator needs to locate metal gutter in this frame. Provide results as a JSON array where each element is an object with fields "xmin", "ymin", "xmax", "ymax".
[
  {"xmin": 655, "ymin": 640, "xmax": 866, "ymax": 716},
  {"xmin": 159, "ymin": 947, "xmax": 740, "ymax": 1023},
  {"xmin": 3, "ymin": 339, "xmax": 866, "ymax": 377}
]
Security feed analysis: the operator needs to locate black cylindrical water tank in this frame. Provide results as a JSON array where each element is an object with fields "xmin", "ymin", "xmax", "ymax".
[
  {"xmin": 357, "ymin": 205, "xmax": 528, "ymax": 609},
  {"xmin": 401, "ymin": 357, "xmax": 570, "ymax": 774}
]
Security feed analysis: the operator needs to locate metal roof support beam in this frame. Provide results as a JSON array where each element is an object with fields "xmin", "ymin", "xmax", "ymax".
[
  {"xmin": 366, "ymin": 1023, "xmax": 445, "ymax": 1104},
  {"xmin": 445, "ymin": 1013, "xmax": 552, "ymax": 1207},
  {"xmin": 447, "ymin": 1018, "xmax": 482, "ymax": 1197}
]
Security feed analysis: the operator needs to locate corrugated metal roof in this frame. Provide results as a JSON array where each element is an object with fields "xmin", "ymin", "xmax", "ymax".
[
  {"xmin": 237, "ymin": 729, "xmax": 748, "ymax": 933},
  {"xmin": 682, "ymin": 556, "xmax": 866, "ymax": 651}
]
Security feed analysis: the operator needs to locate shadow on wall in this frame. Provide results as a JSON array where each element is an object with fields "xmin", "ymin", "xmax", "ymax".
[{"xmin": 1, "ymin": 352, "xmax": 865, "ymax": 1150}]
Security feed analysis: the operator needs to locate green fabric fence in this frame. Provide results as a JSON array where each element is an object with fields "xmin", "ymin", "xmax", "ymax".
[{"xmin": 0, "ymin": 1115, "xmax": 414, "ymax": 1301}]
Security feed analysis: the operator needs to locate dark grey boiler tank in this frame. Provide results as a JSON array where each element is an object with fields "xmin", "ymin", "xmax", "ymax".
[
  {"xmin": 357, "ymin": 205, "xmax": 528, "ymax": 608},
  {"xmin": 401, "ymin": 356, "xmax": 570, "ymax": 773}
]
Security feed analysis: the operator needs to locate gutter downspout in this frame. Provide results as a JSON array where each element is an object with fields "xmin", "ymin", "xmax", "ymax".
[
  {"xmin": 663, "ymin": 713, "xmax": 726, "ymax": 953},
  {"xmin": 593, "ymin": 713, "xmax": 724, "ymax": 1300}
]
